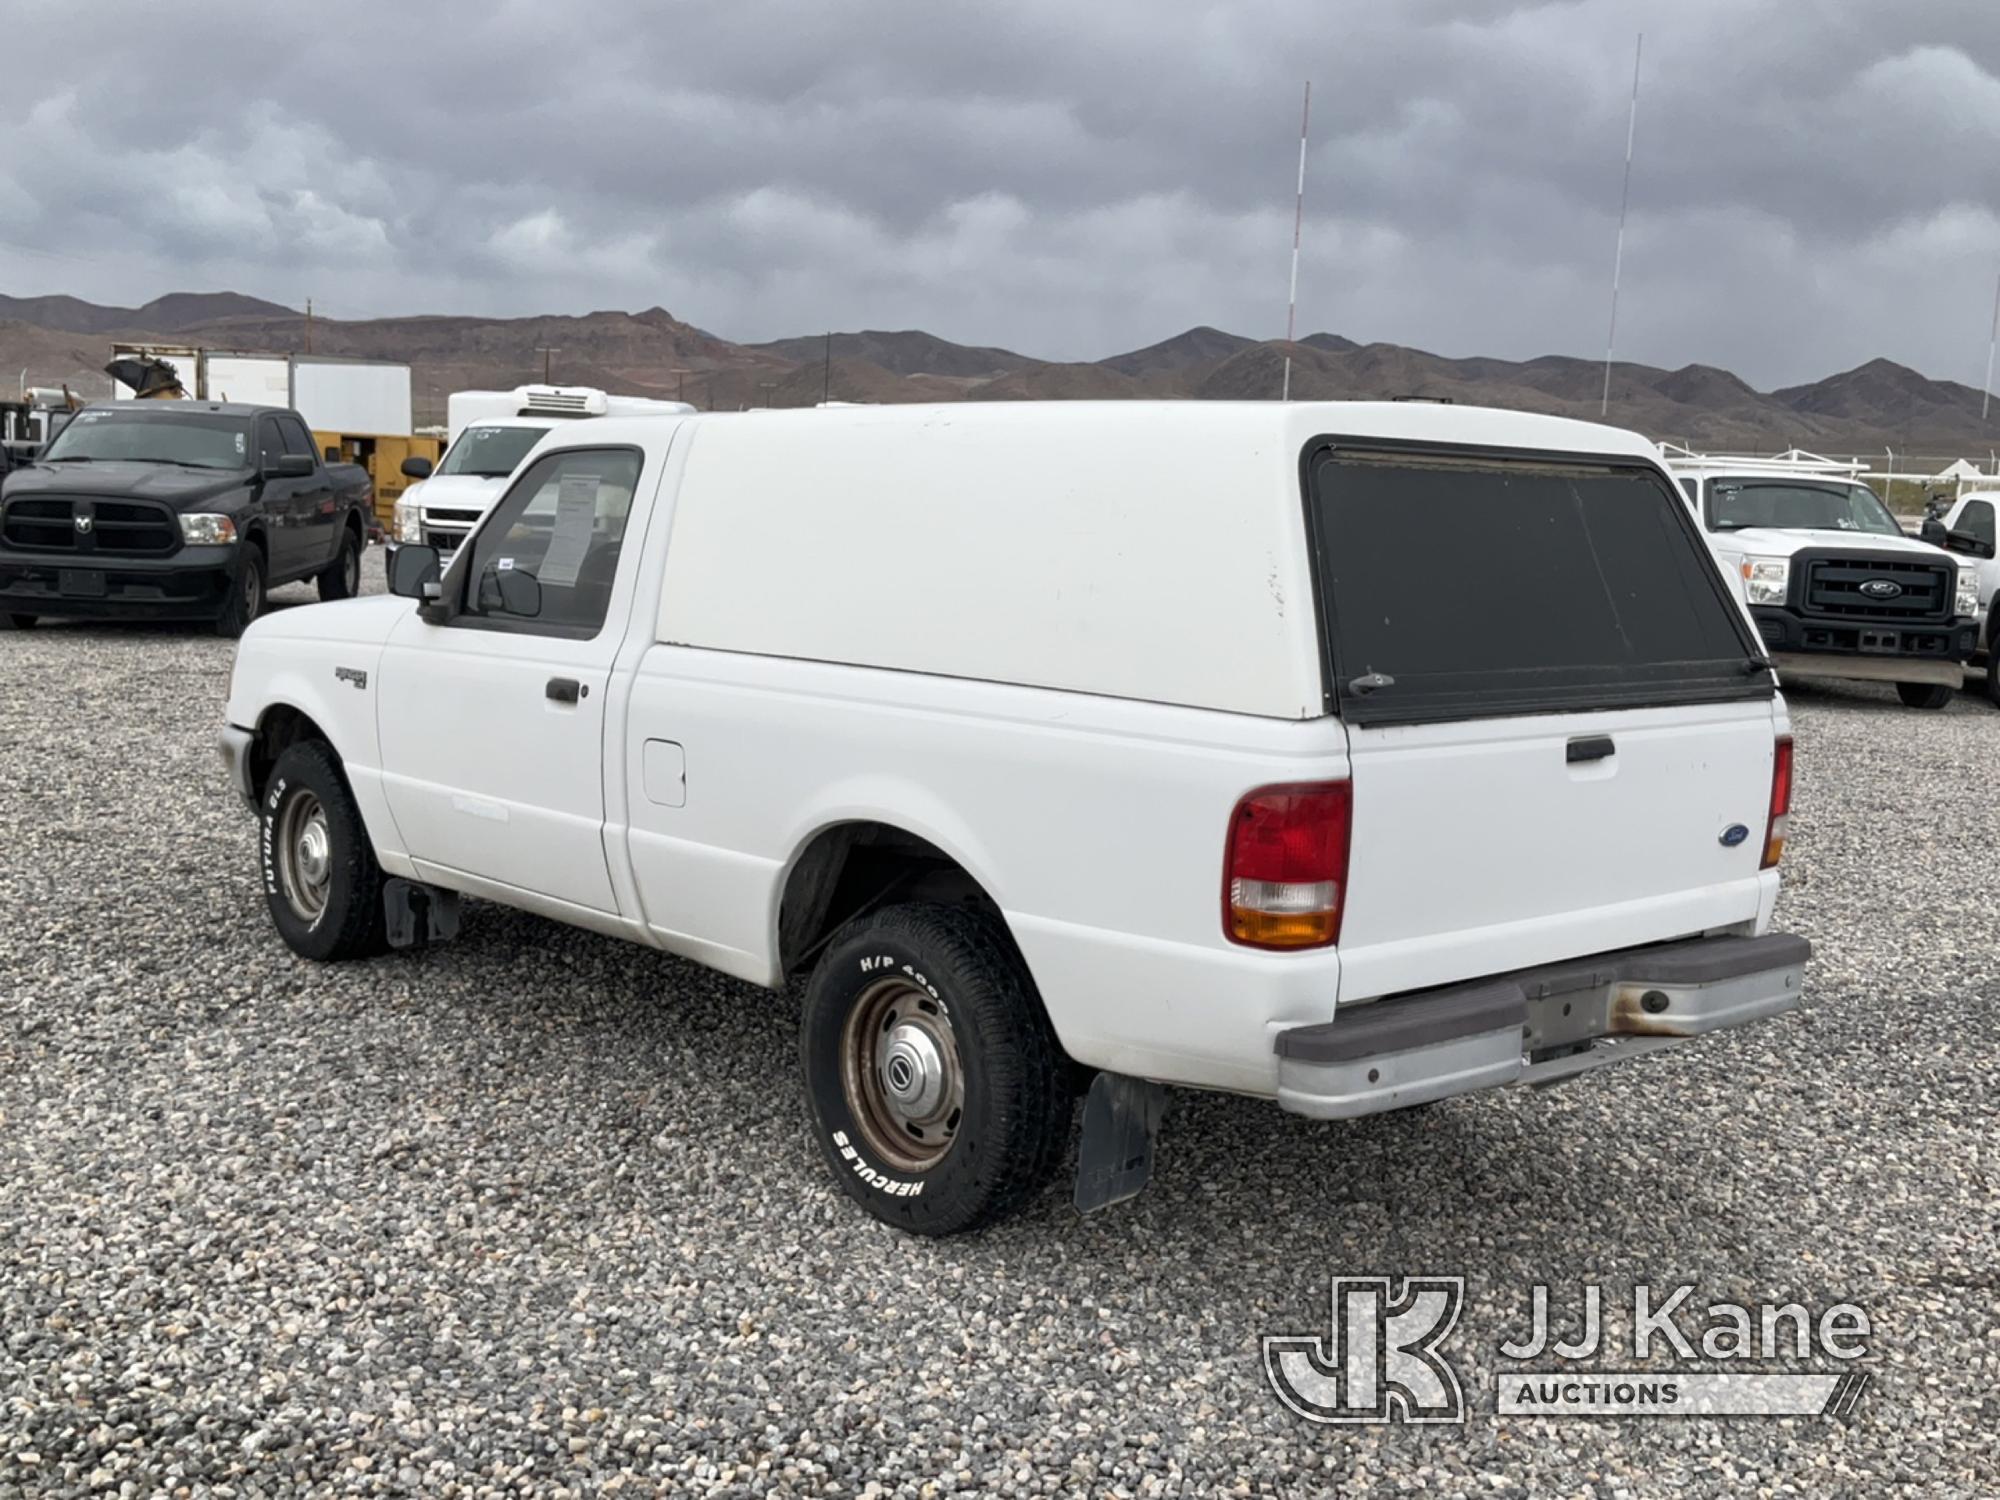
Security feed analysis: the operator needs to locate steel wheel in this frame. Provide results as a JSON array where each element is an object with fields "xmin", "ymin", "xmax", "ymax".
[
  {"xmin": 341, "ymin": 540, "xmax": 359, "ymax": 595},
  {"xmin": 274, "ymin": 789, "xmax": 333, "ymax": 925},
  {"xmin": 242, "ymin": 557, "xmax": 264, "ymax": 622},
  {"xmin": 840, "ymin": 976, "xmax": 966, "ymax": 1173}
]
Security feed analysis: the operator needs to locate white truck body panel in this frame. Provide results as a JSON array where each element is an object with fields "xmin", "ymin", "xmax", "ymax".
[
  {"xmin": 228, "ymin": 401, "xmax": 1795, "ymax": 1103},
  {"xmin": 109, "ymin": 347, "xmax": 416, "ymax": 436}
]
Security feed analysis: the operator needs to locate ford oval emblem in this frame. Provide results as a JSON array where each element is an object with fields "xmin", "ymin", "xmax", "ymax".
[
  {"xmin": 1858, "ymin": 578, "xmax": 1902, "ymax": 600},
  {"xmin": 1720, "ymin": 823, "xmax": 1751, "ymax": 848}
]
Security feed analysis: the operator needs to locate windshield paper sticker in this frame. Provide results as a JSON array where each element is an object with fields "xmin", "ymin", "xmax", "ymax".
[{"xmin": 536, "ymin": 475, "xmax": 600, "ymax": 587}]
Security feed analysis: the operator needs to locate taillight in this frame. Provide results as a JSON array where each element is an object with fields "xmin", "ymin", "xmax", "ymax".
[
  {"xmin": 1224, "ymin": 781, "xmax": 1352, "ymax": 949},
  {"xmin": 1762, "ymin": 736, "xmax": 1793, "ymax": 869}
]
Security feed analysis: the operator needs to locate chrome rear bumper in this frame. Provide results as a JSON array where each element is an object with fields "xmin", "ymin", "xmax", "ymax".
[{"xmin": 1274, "ymin": 932, "xmax": 1810, "ymax": 1119}]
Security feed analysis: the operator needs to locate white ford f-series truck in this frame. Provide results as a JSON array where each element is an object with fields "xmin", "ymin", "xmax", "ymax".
[{"xmin": 220, "ymin": 401, "xmax": 1810, "ymax": 1234}]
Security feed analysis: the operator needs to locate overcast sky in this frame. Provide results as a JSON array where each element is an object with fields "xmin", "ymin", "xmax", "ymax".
[{"xmin": 1, "ymin": 0, "xmax": 1996, "ymax": 388}]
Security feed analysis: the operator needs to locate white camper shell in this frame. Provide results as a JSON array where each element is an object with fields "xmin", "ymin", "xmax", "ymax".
[{"xmin": 223, "ymin": 401, "xmax": 1809, "ymax": 1234}]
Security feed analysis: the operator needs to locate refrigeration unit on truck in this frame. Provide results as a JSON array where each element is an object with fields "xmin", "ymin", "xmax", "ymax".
[
  {"xmin": 1665, "ymin": 446, "xmax": 1982, "ymax": 710},
  {"xmin": 393, "ymin": 386, "xmax": 694, "ymax": 554},
  {"xmin": 107, "ymin": 344, "xmax": 440, "ymax": 532}
]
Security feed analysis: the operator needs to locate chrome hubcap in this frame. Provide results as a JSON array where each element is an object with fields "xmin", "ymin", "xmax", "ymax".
[
  {"xmin": 841, "ymin": 978, "xmax": 965, "ymax": 1172},
  {"xmin": 275, "ymin": 791, "xmax": 332, "ymax": 923}
]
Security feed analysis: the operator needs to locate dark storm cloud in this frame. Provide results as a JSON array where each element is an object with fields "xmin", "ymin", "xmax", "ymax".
[{"xmin": 2, "ymin": 0, "xmax": 1996, "ymax": 385}]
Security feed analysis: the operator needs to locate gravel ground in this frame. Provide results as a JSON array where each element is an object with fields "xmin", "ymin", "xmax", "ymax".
[{"xmin": 2, "ymin": 548, "xmax": 1997, "ymax": 1496}]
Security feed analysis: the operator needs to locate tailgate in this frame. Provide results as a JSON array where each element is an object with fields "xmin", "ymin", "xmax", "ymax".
[{"xmin": 1337, "ymin": 700, "xmax": 1780, "ymax": 1001}]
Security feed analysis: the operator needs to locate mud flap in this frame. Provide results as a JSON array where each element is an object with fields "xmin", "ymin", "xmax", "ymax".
[
  {"xmin": 1073, "ymin": 1072, "xmax": 1168, "ymax": 1214},
  {"xmin": 383, "ymin": 878, "xmax": 461, "ymax": 949}
]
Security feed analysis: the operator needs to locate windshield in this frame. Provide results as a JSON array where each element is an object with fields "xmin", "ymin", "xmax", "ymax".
[
  {"xmin": 40, "ymin": 407, "xmax": 252, "ymax": 470},
  {"xmin": 1707, "ymin": 479, "xmax": 1903, "ymax": 537},
  {"xmin": 438, "ymin": 424, "xmax": 549, "ymax": 478}
]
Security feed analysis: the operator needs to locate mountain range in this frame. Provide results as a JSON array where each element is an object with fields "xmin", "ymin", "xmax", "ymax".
[{"xmin": 2, "ymin": 290, "xmax": 1994, "ymax": 460}]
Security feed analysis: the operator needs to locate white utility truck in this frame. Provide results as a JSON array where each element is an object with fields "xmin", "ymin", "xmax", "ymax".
[
  {"xmin": 1915, "ymin": 489, "xmax": 2000, "ymax": 704},
  {"xmin": 220, "ymin": 402, "xmax": 1810, "ymax": 1234},
  {"xmin": 395, "ymin": 386, "xmax": 694, "ymax": 554},
  {"xmin": 1666, "ymin": 447, "xmax": 1980, "ymax": 709}
]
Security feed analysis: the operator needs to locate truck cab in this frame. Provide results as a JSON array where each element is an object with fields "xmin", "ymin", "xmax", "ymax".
[
  {"xmin": 1667, "ymin": 448, "xmax": 1981, "ymax": 710},
  {"xmin": 393, "ymin": 386, "xmax": 695, "ymax": 555},
  {"xmin": 1919, "ymin": 489, "xmax": 2000, "ymax": 703}
]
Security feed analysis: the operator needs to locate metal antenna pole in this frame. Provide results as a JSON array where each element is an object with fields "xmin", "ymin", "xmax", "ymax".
[
  {"xmin": 1601, "ymin": 33, "xmax": 1643, "ymax": 417},
  {"xmin": 1282, "ymin": 81, "xmax": 1310, "ymax": 402},
  {"xmin": 1983, "ymin": 265, "xmax": 2000, "ymax": 420}
]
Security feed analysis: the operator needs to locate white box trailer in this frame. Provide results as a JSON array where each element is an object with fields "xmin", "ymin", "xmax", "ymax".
[
  {"xmin": 445, "ymin": 384, "xmax": 692, "ymax": 444},
  {"xmin": 108, "ymin": 346, "xmax": 416, "ymax": 438}
]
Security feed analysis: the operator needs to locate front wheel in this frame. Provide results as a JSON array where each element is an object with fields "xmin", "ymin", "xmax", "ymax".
[
  {"xmin": 800, "ymin": 902, "xmax": 1073, "ymax": 1236},
  {"xmin": 259, "ymin": 740, "xmax": 388, "ymax": 961},
  {"xmin": 217, "ymin": 544, "xmax": 265, "ymax": 638},
  {"xmin": 318, "ymin": 527, "xmax": 362, "ymax": 602},
  {"xmin": 1896, "ymin": 681, "xmax": 1955, "ymax": 710}
]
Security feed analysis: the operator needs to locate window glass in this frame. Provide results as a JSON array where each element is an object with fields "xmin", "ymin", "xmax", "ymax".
[
  {"xmin": 1309, "ymin": 449, "xmax": 1766, "ymax": 725},
  {"xmin": 457, "ymin": 447, "xmax": 642, "ymax": 637},
  {"xmin": 277, "ymin": 415, "xmax": 316, "ymax": 459},
  {"xmin": 39, "ymin": 407, "xmax": 251, "ymax": 470},
  {"xmin": 1960, "ymin": 500, "xmax": 1996, "ymax": 546},
  {"xmin": 256, "ymin": 419, "xmax": 287, "ymax": 469},
  {"xmin": 1706, "ymin": 481, "xmax": 1901, "ymax": 537},
  {"xmin": 439, "ymin": 424, "xmax": 549, "ymax": 478}
]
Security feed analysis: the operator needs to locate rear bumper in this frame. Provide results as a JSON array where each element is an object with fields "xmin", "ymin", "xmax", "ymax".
[
  {"xmin": 0, "ymin": 542, "xmax": 241, "ymax": 620},
  {"xmin": 1273, "ymin": 932, "xmax": 1810, "ymax": 1119}
]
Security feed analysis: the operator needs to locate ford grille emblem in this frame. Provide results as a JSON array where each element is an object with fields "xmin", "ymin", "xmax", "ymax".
[
  {"xmin": 1720, "ymin": 823, "xmax": 1750, "ymax": 848},
  {"xmin": 73, "ymin": 514, "xmax": 93, "ymax": 534},
  {"xmin": 1858, "ymin": 578, "xmax": 1902, "ymax": 600}
]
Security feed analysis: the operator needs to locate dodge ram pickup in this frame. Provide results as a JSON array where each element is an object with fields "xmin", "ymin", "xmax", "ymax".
[
  {"xmin": 0, "ymin": 400, "xmax": 373, "ymax": 636},
  {"xmin": 220, "ymin": 401, "xmax": 1811, "ymax": 1234}
]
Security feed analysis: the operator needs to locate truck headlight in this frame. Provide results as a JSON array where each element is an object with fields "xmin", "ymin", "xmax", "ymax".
[
  {"xmin": 1956, "ymin": 565, "xmax": 1979, "ymax": 619},
  {"xmin": 179, "ymin": 513, "xmax": 238, "ymax": 545},
  {"xmin": 1741, "ymin": 556, "xmax": 1789, "ymax": 606},
  {"xmin": 393, "ymin": 497, "xmax": 421, "ymax": 543}
]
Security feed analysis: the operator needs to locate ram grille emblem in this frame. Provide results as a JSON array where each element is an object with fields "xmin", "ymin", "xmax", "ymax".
[
  {"xmin": 1858, "ymin": 578, "xmax": 1902, "ymax": 600},
  {"xmin": 74, "ymin": 514, "xmax": 93, "ymax": 534}
]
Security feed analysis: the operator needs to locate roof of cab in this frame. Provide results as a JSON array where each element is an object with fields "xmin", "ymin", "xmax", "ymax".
[
  {"xmin": 87, "ymin": 400, "xmax": 275, "ymax": 419},
  {"xmin": 543, "ymin": 399, "xmax": 1666, "ymax": 462}
]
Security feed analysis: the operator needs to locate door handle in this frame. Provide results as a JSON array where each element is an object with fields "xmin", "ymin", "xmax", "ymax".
[
  {"xmin": 1566, "ymin": 735, "xmax": 1616, "ymax": 763},
  {"xmin": 546, "ymin": 677, "xmax": 584, "ymax": 704}
]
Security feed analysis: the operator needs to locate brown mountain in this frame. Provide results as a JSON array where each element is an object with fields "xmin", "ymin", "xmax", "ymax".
[{"xmin": 3, "ymin": 290, "xmax": 1997, "ymax": 459}]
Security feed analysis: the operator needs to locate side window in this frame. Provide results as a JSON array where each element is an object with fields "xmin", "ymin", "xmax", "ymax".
[
  {"xmin": 1678, "ymin": 477, "xmax": 1699, "ymax": 509},
  {"xmin": 256, "ymin": 418, "xmax": 286, "ymax": 469},
  {"xmin": 277, "ymin": 415, "xmax": 316, "ymax": 459},
  {"xmin": 456, "ymin": 446, "xmax": 643, "ymax": 638},
  {"xmin": 1960, "ymin": 500, "xmax": 1996, "ymax": 547}
]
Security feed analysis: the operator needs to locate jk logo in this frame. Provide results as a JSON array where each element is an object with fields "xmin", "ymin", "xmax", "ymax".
[{"xmin": 1263, "ymin": 1276, "xmax": 1467, "ymax": 1424}]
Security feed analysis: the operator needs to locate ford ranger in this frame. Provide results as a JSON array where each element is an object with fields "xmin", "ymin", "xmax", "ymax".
[
  {"xmin": 219, "ymin": 402, "xmax": 1810, "ymax": 1234},
  {"xmin": 0, "ymin": 401, "xmax": 374, "ymax": 636}
]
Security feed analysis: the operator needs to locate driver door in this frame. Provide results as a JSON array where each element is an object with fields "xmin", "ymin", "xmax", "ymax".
[{"xmin": 377, "ymin": 444, "xmax": 649, "ymax": 915}]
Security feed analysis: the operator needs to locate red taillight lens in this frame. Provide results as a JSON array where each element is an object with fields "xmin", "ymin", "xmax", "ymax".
[
  {"xmin": 1224, "ymin": 781, "xmax": 1352, "ymax": 949},
  {"xmin": 1762, "ymin": 736, "xmax": 1793, "ymax": 869}
]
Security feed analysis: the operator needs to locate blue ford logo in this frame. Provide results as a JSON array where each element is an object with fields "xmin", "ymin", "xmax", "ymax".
[
  {"xmin": 1720, "ymin": 823, "xmax": 1750, "ymax": 847},
  {"xmin": 1858, "ymin": 578, "xmax": 1902, "ymax": 600}
]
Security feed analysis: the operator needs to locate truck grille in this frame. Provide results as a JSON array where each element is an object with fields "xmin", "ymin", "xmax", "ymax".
[
  {"xmin": 1802, "ymin": 557, "xmax": 1951, "ymax": 620},
  {"xmin": 2, "ymin": 497, "xmax": 180, "ymax": 556}
]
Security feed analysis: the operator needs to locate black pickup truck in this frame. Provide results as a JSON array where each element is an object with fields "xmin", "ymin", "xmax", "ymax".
[{"xmin": 0, "ymin": 402, "xmax": 373, "ymax": 636}]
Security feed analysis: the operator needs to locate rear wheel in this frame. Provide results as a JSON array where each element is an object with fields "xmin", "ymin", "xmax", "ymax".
[
  {"xmin": 800, "ymin": 902, "xmax": 1072, "ymax": 1236},
  {"xmin": 1896, "ymin": 681, "xmax": 1954, "ymax": 710},
  {"xmin": 259, "ymin": 740, "xmax": 387, "ymax": 961},
  {"xmin": 217, "ymin": 543, "xmax": 265, "ymax": 638},
  {"xmin": 318, "ymin": 527, "xmax": 362, "ymax": 602}
]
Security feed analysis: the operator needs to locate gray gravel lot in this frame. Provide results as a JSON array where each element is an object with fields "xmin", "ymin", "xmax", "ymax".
[{"xmin": 2, "ymin": 547, "xmax": 1997, "ymax": 1496}]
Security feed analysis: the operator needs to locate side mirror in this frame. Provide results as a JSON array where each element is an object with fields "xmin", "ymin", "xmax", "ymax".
[
  {"xmin": 1920, "ymin": 518, "xmax": 1948, "ymax": 547},
  {"xmin": 388, "ymin": 543, "xmax": 441, "ymax": 600},
  {"xmin": 400, "ymin": 455, "xmax": 433, "ymax": 480},
  {"xmin": 1947, "ymin": 530, "xmax": 1998, "ymax": 560},
  {"xmin": 266, "ymin": 453, "xmax": 315, "ymax": 479},
  {"xmin": 477, "ymin": 562, "xmax": 542, "ymax": 617}
]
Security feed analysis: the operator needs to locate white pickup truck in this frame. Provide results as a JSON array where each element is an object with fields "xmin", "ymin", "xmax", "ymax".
[
  {"xmin": 1668, "ymin": 451, "xmax": 1981, "ymax": 709},
  {"xmin": 394, "ymin": 386, "xmax": 695, "ymax": 555},
  {"xmin": 1916, "ymin": 489, "xmax": 2000, "ymax": 704},
  {"xmin": 220, "ymin": 402, "xmax": 1809, "ymax": 1234}
]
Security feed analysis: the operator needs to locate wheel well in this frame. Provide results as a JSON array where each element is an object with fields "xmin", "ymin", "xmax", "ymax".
[
  {"xmin": 778, "ymin": 822, "xmax": 1003, "ymax": 980},
  {"xmin": 240, "ymin": 523, "xmax": 267, "ymax": 558},
  {"xmin": 247, "ymin": 705, "xmax": 331, "ymax": 801}
]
